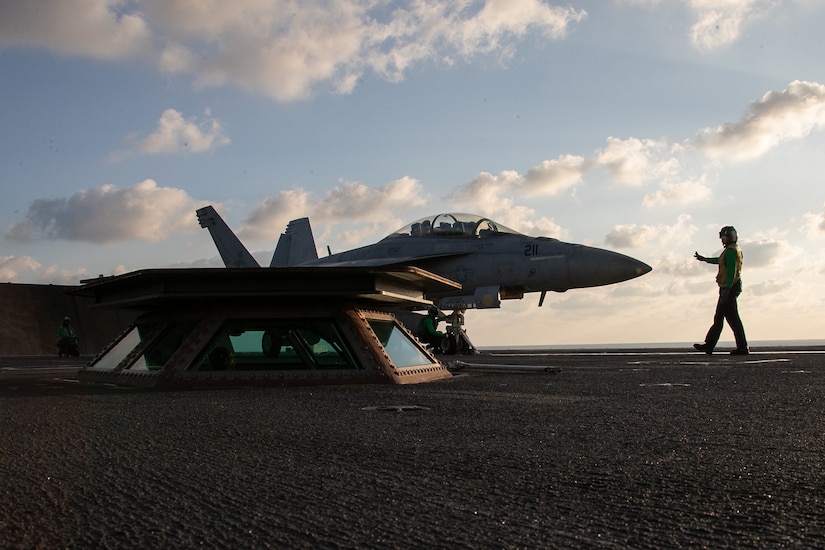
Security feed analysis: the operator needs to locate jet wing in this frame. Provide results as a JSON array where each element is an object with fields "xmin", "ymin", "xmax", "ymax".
[{"xmin": 315, "ymin": 251, "xmax": 471, "ymax": 268}]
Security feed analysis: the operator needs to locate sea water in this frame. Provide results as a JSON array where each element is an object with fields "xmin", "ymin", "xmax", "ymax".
[{"xmin": 480, "ymin": 339, "xmax": 825, "ymax": 351}]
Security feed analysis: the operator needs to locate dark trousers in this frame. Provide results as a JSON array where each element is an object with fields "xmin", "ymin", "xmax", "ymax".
[{"xmin": 704, "ymin": 280, "xmax": 748, "ymax": 350}]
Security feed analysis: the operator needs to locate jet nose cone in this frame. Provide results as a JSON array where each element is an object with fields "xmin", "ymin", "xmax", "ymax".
[{"xmin": 568, "ymin": 246, "xmax": 652, "ymax": 288}]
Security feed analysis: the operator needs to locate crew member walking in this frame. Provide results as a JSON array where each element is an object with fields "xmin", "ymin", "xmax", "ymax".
[{"xmin": 693, "ymin": 226, "xmax": 749, "ymax": 355}]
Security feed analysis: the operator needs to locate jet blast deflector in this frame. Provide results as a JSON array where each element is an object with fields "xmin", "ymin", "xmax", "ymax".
[{"xmin": 74, "ymin": 267, "xmax": 459, "ymax": 388}]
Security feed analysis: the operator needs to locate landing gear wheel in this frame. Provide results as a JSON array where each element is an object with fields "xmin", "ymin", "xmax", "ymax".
[{"xmin": 440, "ymin": 333, "xmax": 463, "ymax": 355}]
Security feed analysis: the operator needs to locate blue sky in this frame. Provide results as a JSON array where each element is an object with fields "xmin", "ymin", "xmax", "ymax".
[{"xmin": 2, "ymin": 0, "xmax": 824, "ymax": 346}]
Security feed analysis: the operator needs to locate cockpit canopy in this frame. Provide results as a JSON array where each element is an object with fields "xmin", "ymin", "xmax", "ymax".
[{"xmin": 382, "ymin": 213, "xmax": 523, "ymax": 240}]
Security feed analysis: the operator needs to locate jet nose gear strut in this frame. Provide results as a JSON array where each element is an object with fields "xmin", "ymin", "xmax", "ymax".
[{"xmin": 439, "ymin": 309, "xmax": 476, "ymax": 355}]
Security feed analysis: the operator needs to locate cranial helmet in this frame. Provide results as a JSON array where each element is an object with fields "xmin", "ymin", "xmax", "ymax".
[
  {"xmin": 63, "ymin": 316, "xmax": 71, "ymax": 323},
  {"xmin": 428, "ymin": 306, "xmax": 439, "ymax": 317},
  {"xmin": 719, "ymin": 226, "xmax": 738, "ymax": 242}
]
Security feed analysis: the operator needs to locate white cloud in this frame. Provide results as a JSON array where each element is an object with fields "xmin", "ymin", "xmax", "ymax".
[
  {"xmin": 452, "ymin": 136, "xmax": 684, "ymax": 206},
  {"xmin": 450, "ymin": 181, "xmax": 569, "ymax": 238},
  {"xmin": 748, "ymin": 278, "xmax": 788, "ymax": 296},
  {"xmin": 0, "ymin": 0, "xmax": 153, "ymax": 60},
  {"xmin": 443, "ymin": 0, "xmax": 586, "ymax": 55},
  {"xmin": 523, "ymin": 155, "xmax": 593, "ymax": 195},
  {"xmin": 239, "ymin": 169, "xmax": 574, "ymax": 250},
  {"xmin": 695, "ymin": 80, "xmax": 825, "ymax": 161},
  {"xmin": 451, "ymin": 154, "xmax": 590, "ymax": 207},
  {"xmin": 463, "ymin": 82, "xmax": 825, "ymax": 206},
  {"xmin": 801, "ymin": 205, "xmax": 825, "ymax": 238},
  {"xmin": 237, "ymin": 177, "xmax": 427, "ymax": 242},
  {"xmin": 604, "ymin": 224, "xmax": 655, "ymax": 249},
  {"xmin": 449, "ymin": 136, "xmax": 691, "ymax": 214},
  {"xmin": 651, "ymin": 251, "xmax": 710, "ymax": 280},
  {"xmin": 687, "ymin": 0, "xmax": 775, "ymax": 51},
  {"xmin": 466, "ymin": 198, "xmax": 569, "ymax": 239},
  {"xmin": 4, "ymin": 180, "xmax": 208, "ymax": 244},
  {"xmin": 175, "ymin": 0, "xmax": 586, "ymax": 100},
  {"xmin": 740, "ymin": 238, "xmax": 801, "ymax": 269},
  {"xmin": 0, "ymin": 1, "xmax": 587, "ymax": 102},
  {"xmin": 35, "ymin": 265, "xmax": 96, "ymax": 286},
  {"xmin": 642, "ymin": 176, "xmax": 712, "ymax": 207},
  {"xmin": 509, "ymin": 214, "xmax": 568, "ymax": 240},
  {"xmin": 615, "ymin": 0, "xmax": 778, "ymax": 51},
  {"xmin": 0, "ymin": 256, "xmax": 41, "ymax": 282},
  {"xmin": 447, "ymin": 163, "xmax": 583, "ymax": 238},
  {"xmin": 237, "ymin": 189, "xmax": 316, "ymax": 243},
  {"xmin": 605, "ymin": 214, "xmax": 698, "ymax": 249},
  {"xmin": 595, "ymin": 137, "xmax": 678, "ymax": 186},
  {"xmin": 316, "ymin": 177, "xmax": 425, "ymax": 219},
  {"xmin": 449, "ymin": 170, "xmax": 522, "ymax": 208},
  {"xmin": 613, "ymin": 0, "xmax": 661, "ymax": 5},
  {"xmin": 110, "ymin": 108, "xmax": 230, "ymax": 161},
  {"xmin": 0, "ymin": 259, "xmax": 126, "ymax": 284}
]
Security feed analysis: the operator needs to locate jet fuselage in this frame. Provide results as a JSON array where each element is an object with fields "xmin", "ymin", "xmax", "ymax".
[
  {"xmin": 294, "ymin": 213, "xmax": 651, "ymax": 308},
  {"xmin": 199, "ymin": 207, "xmax": 651, "ymax": 309}
]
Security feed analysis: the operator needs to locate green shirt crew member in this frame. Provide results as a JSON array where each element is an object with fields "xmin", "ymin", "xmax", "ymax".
[
  {"xmin": 693, "ymin": 226, "xmax": 749, "ymax": 355},
  {"xmin": 57, "ymin": 316, "xmax": 79, "ymax": 357},
  {"xmin": 418, "ymin": 306, "xmax": 446, "ymax": 350}
]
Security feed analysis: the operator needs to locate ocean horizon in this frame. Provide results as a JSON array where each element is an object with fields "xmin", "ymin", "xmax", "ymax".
[{"xmin": 480, "ymin": 339, "xmax": 825, "ymax": 351}]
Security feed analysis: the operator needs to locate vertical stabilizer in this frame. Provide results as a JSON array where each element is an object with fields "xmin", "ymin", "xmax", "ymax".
[
  {"xmin": 270, "ymin": 218, "xmax": 319, "ymax": 267},
  {"xmin": 196, "ymin": 206, "xmax": 260, "ymax": 268}
]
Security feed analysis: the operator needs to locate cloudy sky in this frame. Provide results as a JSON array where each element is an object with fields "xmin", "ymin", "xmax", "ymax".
[{"xmin": 2, "ymin": 0, "xmax": 824, "ymax": 347}]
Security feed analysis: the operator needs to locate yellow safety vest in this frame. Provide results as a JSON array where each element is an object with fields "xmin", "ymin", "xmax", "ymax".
[{"xmin": 716, "ymin": 243, "xmax": 742, "ymax": 288}]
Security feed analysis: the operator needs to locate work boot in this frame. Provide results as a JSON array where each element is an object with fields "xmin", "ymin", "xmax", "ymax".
[
  {"xmin": 693, "ymin": 343, "xmax": 712, "ymax": 355},
  {"xmin": 730, "ymin": 348, "xmax": 750, "ymax": 356}
]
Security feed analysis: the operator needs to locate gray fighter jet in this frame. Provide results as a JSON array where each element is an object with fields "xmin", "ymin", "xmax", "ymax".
[{"xmin": 197, "ymin": 207, "xmax": 651, "ymax": 352}]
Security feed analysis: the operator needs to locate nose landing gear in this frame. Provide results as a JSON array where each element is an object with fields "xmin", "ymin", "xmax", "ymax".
[{"xmin": 439, "ymin": 310, "xmax": 476, "ymax": 355}]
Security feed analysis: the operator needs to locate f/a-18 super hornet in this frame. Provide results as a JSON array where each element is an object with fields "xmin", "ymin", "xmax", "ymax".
[{"xmin": 197, "ymin": 206, "xmax": 651, "ymax": 353}]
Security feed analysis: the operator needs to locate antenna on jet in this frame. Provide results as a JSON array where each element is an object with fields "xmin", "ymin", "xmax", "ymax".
[{"xmin": 327, "ymin": 245, "xmax": 332, "ymax": 256}]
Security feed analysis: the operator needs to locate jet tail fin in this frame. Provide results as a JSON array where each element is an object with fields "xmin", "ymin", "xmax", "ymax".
[
  {"xmin": 196, "ymin": 205, "xmax": 260, "ymax": 268},
  {"xmin": 270, "ymin": 217, "xmax": 318, "ymax": 267}
]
